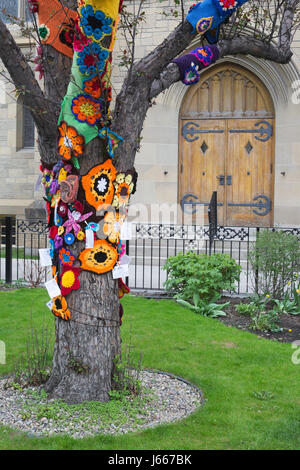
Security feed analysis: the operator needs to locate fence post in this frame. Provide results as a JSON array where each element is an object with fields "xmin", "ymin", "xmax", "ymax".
[
  {"xmin": 126, "ymin": 239, "xmax": 129, "ymax": 287},
  {"xmin": 255, "ymin": 227, "xmax": 260, "ymax": 293},
  {"xmin": 5, "ymin": 216, "xmax": 13, "ymax": 284}
]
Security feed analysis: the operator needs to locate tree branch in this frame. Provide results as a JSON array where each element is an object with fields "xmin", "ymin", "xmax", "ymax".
[
  {"xmin": 0, "ymin": 19, "xmax": 57, "ymax": 141},
  {"xmin": 149, "ymin": 34, "xmax": 293, "ymax": 99}
]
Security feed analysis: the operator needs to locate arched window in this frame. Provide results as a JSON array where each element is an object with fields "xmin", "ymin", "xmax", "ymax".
[
  {"xmin": 23, "ymin": 104, "xmax": 35, "ymax": 148},
  {"xmin": 17, "ymin": 96, "xmax": 35, "ymax": 149}
]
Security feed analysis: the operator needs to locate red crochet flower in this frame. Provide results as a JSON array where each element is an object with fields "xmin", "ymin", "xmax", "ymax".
[
  {"xmin": 49, "ymin": 225, "xmax": 58, "ymax": 240},
  {"xmin": 60, "ymin": 265, "xmax": 81, "ymax": 296}
]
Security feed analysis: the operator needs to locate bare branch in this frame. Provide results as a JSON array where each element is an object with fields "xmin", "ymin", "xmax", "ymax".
[{"xmin": 0, "ymin": 19, "xmax": 57, "ymax": 142}]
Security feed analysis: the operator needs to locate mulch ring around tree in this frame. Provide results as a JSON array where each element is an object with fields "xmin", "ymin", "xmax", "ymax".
[{"xmin": 218, "ymin": 296, "xmax": 300, "ymax": 343}]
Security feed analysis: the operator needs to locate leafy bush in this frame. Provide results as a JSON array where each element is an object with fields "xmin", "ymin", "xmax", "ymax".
[
  {"xmin": 249, "ymin": 311, "xmax": 281, "ymax": 333},
  {"xmin": 236, "ymin": 302, "xmax": 258, "ymax": 316},
  {"xmin": 163, "ymin": 252, "xmax": 241, "ymax": 303},
  {"xmin": 249, "ymin": 230, "xmax": 300, "ymax": 299},
  {"xmin": 176, "ymin": 293, "xmax": 229, "ymax": 318}
]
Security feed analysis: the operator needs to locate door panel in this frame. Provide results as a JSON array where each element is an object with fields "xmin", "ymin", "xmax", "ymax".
[
  {"xmin": 226, "ymin": 119, "xmax": 274, "ymax": 226},
  {"xmin": 179, "ymin": 120, "xmax": 226, "ymax": 225}
]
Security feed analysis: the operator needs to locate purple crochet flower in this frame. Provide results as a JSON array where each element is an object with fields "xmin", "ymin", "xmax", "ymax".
[
  {"xmin": 54, "ymin": 235, "xmax": 63, "ymax": 251},
  {"xmin": 49, "ymin": 179, "xmax": 59, "ymax": 194}
]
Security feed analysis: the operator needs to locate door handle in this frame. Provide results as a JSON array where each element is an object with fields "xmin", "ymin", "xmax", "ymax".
[{"xmin": 217, "ymin": 175, "xmax": 225, "ymax": 186}]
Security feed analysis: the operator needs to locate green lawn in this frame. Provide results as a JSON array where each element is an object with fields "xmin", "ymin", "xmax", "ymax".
[{"xmin": 0, "ymin": 288, "xmax": 300, "ymax": 450}]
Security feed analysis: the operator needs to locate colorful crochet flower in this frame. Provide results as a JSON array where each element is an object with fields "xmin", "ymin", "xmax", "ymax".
[
  {"xmin": 79, "ymin": 4, "xmax": 113, "ymax": 42},
  {"xmin": 49, "ymin": 179, "xmax": 59, "ymax": 195},
  {"xmin": 58, "ymin": 168, "xmax": 68, "ymax": 183},
  {"xmin": 79, "ymin": 239, "xmax": 118, "ymax": 274},
  {"xmin": 73, "ymin": 201, "xmax": 84, "ymax": 213},
  {"xmin": 71, "ymin": 94, "xmax": 102, "ymax": 126},
  {"xmin": 60, "ymin": 265, "xmax": 81, "ymax": 297},
  {"xmin": 73, "ymin": 18, "xmax": 89, "ymax": 52},
  {"xmin": 49, "ymin": 225, "xmax": 58, "ymax": 240},
  {"xmin": 52, "ymin": 295, "xmax": 71, "ymax": 321},
  {"xmin": 58, "ymin": 122, "xmax": 85, "ymax": 160},
  {"xmin": 214, "ymin": 0, "xmax": 238, "ymax": 14},
  {"xmin": 102, "ymin": 211, "xmax": 124, "ymax": 244},
  {"xmin": 112, "ymin": 173, "xmax": 135, "ymax": 208},
  {"xmin": 64, "ymin": 233, "xmax": 75, "ymax": 245},
  {"xmin": 117, "ymin": 240, "xmax": 126, "ymax": 257},
  {"xmin": 41, "ymin": 169, "xmax": 54, "ymax": 189},
  {"xmin": 191, "ymin": 47, "xmax": 214, "ymax": 66},
  {"xmin": 77, "ymin": 42, "xmax": 109, "ymax": 75},
  {"xmin": 54, "ymin": 213, "xmax": 63, "ymax": 227},
  {"xmin": 28, "ymin": 0, "xmax": 39, "ymax": 14},
  {"xmin": 77, "ymin": 231, "xmax": 85, "ymax": 241},
  {"xmin": 57, "ymin": 201, "xmax": 68, "ymax": 218},
  {"xmin": 54, "ymin": 235, "xmax": 63, "ymax": 251},
  {"xmin": 58, "ymin": 247, "xmax": 76, "ymax": 266},
  {"xmin": 50, "ymin": 191, "xmax": 61, "ymax": 208},
  {"xmin": 63, "ymin": 209, "xmax": 93, "ymax": 236},
  {"xmin": 118, "ymin": 279, "xmax": 130, "ymax": 299},
  {"xmin": 183, "ymin": 64, "xmax": 201, "ymax": 86},
  {"xmin": 98, "ymin": 128, "xmax": 123, "ymax": 158},
  {"xmin": 49, "ymin": 239, "xmax": 55, "ymax": 258},
  {"xmin": 58, "ymin": 226, "xmax": 65, "ymax": 236},
  {"xmin": 81, "ymin": 160, "xmax": 117, "ymax": 210},
  {"xmin": 83, "ymin": 74, "xmax": 102, "ymax": 100},
  {"xmin": 39, "ymin": 25, "xmax": 50, "ymax": 41}
]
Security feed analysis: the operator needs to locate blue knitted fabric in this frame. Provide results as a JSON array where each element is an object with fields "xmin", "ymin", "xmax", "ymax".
[{"xmin": 187, "ymin": 0, "xmax": 249, "ymax": 37}]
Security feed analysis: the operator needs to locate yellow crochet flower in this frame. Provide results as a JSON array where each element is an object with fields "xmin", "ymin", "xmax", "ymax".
[
  {"xmin": 58, "ymin": 168, "xmax": 68, "ymax": 182},
  {"xmin": 77, "ymin": 231, "xmax": 85, "ymax": 241},
  {"xmin": 58, "ymin": 226, "xmax": 64, "ymax": 236}
]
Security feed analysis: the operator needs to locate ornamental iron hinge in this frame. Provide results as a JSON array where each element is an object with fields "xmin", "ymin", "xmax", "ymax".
[
  {"xmin": 227, "ymin": 194, "xmax": 272, "ymax": 216},
  {"xmin": 229, "ymin": 120, "xmax": 273, "ymax": 142},
  {"xmin": 182, "ymin": 122, "xmax": 225, "ymax": 142},
  {"xmin": 180, "ymin": 193, "xmax": 224, "ymax": 214}
]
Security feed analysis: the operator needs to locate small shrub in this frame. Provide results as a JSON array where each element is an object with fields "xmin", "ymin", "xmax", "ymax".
[
  {"xmin": 163, "ymin": 252, "xmax": 241, "ymax": 303},
  {"xmin": 236, "ymin": 302, "xmax": 258, "ymax": 316},
  {"xmin": 249, "ymin": 230, "xmax": 300, "ymax": 299},
  {"xmin": 249, "ymin": 311, "xmax": 281, "ymax": 333}
]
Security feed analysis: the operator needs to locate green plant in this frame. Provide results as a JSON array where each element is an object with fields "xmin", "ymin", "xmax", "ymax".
[
  {"xmin": 249, "ymin": 230, "xmax": 300, "ymax": 299},
  {"xmin": 12, "ymin": 310, "xmax": 53, "ymax": 387},
  {"xmin": 163, "ymin": 252, "xmax": 241, "ymax": 303},
  {"xmin": 112, "ymin": 330, "xmax": 143, "ymax": 396},
  {"xmin": 236, "ymin": 302, "xmax": 258, "ymax": 316},
  {"xmin": 176, "ymin": 293, "xmax": 229, "ymax": 318},
  {"xmin": 249, "ymin": 311, "xmax": 281, "ymax": 333}
]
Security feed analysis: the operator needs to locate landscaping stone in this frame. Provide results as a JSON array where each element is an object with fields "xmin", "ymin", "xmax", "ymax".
[{"xmin": 0, "ymin": 370, "xmax": 204, "ymax": 439}]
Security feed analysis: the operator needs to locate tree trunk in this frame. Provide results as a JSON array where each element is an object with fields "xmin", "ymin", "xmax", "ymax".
[
  {"xmin": 44, "ymin": 269, "xmax": 120, "ymax": 403},
  {"xmin": 44, "ymin": 137, "xmax": 122, "ymax": 404}
]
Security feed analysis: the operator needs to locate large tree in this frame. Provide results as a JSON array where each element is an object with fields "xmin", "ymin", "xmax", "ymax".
[{"xmin": 0, "ymin": 0, "xmax": 299, "ymax": 403}]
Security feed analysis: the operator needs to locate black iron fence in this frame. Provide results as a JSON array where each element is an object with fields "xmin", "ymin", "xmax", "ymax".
[{"xmin": 1, "ymin": 217, "xmax": 300, "ymax": 295}]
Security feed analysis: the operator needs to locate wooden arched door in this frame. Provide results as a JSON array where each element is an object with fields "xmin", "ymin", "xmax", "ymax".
[{"xmin": 179, "ymin": 63, "xmax": 275, "ymax": 227}]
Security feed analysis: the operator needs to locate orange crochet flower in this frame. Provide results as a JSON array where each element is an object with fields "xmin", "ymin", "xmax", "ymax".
[
  {"xmin": 102, "ymin": 210, "xmax": 125, "ymax": 244},
  {"xmin": 81, "ymin": 160, "xmax": 117, "ymax": 210},
  {"xmin": 79, "ymin": 239, "xmax": 118, "ymax": 274},
  {"xmin": 71, "ymin": 95, "xmax": 102, "ymax": 126},
  {"xmin": 58, "ymin": 122, "xmax": 85, "ymax": 160},
  {"xmin": 83, "ymin": 74, "xmax": 112, "ymax": 102},
  {"xmin": 52, "ymin": 295, "xmax": 71, "ymax": 321}
]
